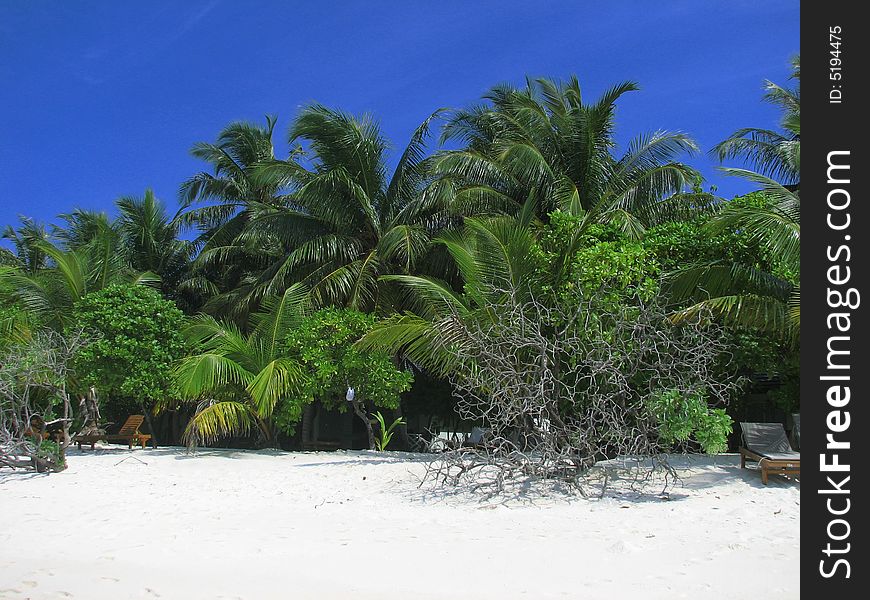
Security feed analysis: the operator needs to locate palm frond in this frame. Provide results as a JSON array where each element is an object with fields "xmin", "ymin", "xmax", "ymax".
[{"xmin": 182, "ymin": 401, "xmax": 256, "ymax": 446}]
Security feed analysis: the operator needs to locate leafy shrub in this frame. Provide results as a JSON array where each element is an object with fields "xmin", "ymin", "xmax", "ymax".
[
  {"xmin": 646, "ymin": 389, "xmax": 733, "ymax": 454},
  {"xmin": 71, "ymin": 284, "xmax": 186, "ymax": 414},
  {"xmin": 279, "ymin": 308, "xmax": 413, "ymax": 434},
  {"xmin": 32, "ymin": 438, "xmax": 66, "ymax": 471}
]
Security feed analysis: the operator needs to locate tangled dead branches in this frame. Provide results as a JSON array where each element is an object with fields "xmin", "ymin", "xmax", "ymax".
[
  {"xmin": 0, "ymin": 330, "xmax": 89, "ymax": 473},
  {"xmin": 422, "ymin": 292, "xmax": 741, "ymax": 497}
]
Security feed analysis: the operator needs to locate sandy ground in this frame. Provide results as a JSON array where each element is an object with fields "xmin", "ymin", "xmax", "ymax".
[{"xmin": 0, "ymin": 447, "xmax": 798, "ymax": 600}]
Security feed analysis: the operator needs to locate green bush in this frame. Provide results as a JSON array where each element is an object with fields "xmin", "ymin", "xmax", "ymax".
[
  {"xmin": 71, "ymin": 284, "xmax": 186, "ymax": 414},
  {"xmin": 278, "ymin": 308, "xmax": 413, "ymax": 433},
  {"xmin": 32, "ymin": 438, "xmax": 66, "ymax": 471},
  {"xmin": 646, "ymin": 389, "xmax": 733, "ymax": 454}
]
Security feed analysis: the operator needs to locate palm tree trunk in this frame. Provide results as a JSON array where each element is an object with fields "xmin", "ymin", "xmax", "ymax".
[{"xmin": 254, "ymin": 416, "xmax": 274, "ymax": 449}]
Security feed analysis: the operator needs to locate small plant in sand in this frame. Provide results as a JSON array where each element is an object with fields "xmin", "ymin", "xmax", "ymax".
[{"xmin": 371, "ymin": 411, "xmax": 406, "ymax": 451}]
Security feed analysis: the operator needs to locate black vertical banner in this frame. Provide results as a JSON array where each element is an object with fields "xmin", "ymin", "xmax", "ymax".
[{"xmin": 802, "ymin": 2, "xmax": 867, "ymax": 596}]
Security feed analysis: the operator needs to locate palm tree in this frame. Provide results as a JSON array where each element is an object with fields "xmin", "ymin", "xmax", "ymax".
[
  {"xmin": 168, "ymin": 285, "xmax": 308, "ymax": 446},
  {"xmin": 177, "ymin": 116, "xmax": 285, "ymax": 233},
  {"xmin": 2, "ymin": 217, "xmax": 52, "ymax": 274},
  {"xmin": 175, "ymin": 116, "xmax": 293, "ymax": 318},
  {"xmin": 668, "ymin": 189, "xmax": 799, "ymax": 342},
  {"xmin": 713, "ymin": 56, "xmax": 800, "ymax": 188},
  {"xmin": 0, "ymin": 209, "xmax": 159, "ymax": 332},
  {"xmin": 116, "ymin": 189, "xmax": 192, "ymax": 298},
  {"xmin": 201, "ymin": 105, "xmax": 445, "ymax": 316},
  {"xmin": 357, "ymin": 212, "xmax": 544, "ymax": 375},
  {"xmin": 430, "ymin": 76, "xmax": 706, "ymax": 238},
  {"xmin": 670, "ymin": 58, "xmax": 800, "ymax": 343}
]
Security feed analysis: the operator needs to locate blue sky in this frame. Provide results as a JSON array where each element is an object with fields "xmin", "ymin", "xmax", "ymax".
[{"xmin": 0, "ymin": 1, "xmax": 799, "ymax": 235}]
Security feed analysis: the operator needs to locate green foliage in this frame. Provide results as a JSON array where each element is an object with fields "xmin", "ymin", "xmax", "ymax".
[
  {"xmin": 646, "ymin": 389, "xmax": 733, "ymax": 454},
  {"xmin": 765, "ymin": 350, "xmax": 800, "ymax": 413},
  {"xmin": 536, "ymin": 212, "xmax": 659, "ymax": 309},
  {"xmin": 171, "ymin": 286, "xmax": 316, "ymax": 446},
  {"xmin": 433, "ymin": 76, "xmax": 701, "ymax": 231},
  {"xmin": 281, "ymin": 308, "xmax": 413, "ymax": 426},
  {"xmin": 670, "ymin": 59, "xmax": 800, "ymax": 344},
  {"xmin": 170, "ymin": 287, "xmax": 309, "ymax": 446},
  {"xmin": 642, "ymin": 193, "xmax": 787, "ymax": 275},
  {"xmin": 0, "ymin": 336, "xmax": 69, "ymax": 422},
  {"xmin": 34, "ymin": 438, "xmax": 66, "ymax": 470},
  {"xmin": 643, "ymin": 220, "xmax": 735, "ymax": 272},
  {"xmin": 693, "ymin": 410, "xmax": 734, "ymax": 455},
  {"xmin": 0, "ymin": 300, "xmax": 31, "ymax": 351},
  {"xmin": 371, "ymin": 410, "xmax": 406, "ymax": 451},
  {"xmin": 177, "ymin": 108, "xmax": 442, "ymax": 318},
  {"xmin": 3, "ymin": 64, "xmax": 802, "ymax": 450},
  {"xmin": 538, "ymin": 213, "xmax": 623, "ymax": 253},
  {"xmin": 571, "ymin": 241, "xmax": 658, "ymax": 304},
  {"xmin": 714, "ymin": 56, "xmax": 800, "ymax": 186},
  {"xmin": 273, "ymin": 398, "xmax": 305, "ymax": 437},
  {"xmin": 72, "ymin": 284, "xmax": 186, "ymax": 406}
]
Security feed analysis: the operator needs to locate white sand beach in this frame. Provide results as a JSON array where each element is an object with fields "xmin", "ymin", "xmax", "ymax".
[{"xmin": 0, "ymin": 448, "xmax": 798, "ymax": 600}]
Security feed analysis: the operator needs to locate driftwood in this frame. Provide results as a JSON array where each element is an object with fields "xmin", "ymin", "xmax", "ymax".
[{"xmin": 0, "ymin": 330, "xmax": 89, "ymax": 473}]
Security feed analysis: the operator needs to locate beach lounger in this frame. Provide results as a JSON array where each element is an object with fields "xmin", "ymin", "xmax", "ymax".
[
  {"xmin": 80, "ymin": 415, "xmax": 151, "ymax": 449},
  {"xmin": 106, "ymin": 415, "xmax": 152, "ymax": 448},
  {"xmin": 74, "ymin": 433, "xmax": 105, "ymax": 450},
  {"xmin": 739, "ymin": 422, "xmax": 800, "ymax": 484}
]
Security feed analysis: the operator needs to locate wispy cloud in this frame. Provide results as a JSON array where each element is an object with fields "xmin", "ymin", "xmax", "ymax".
[
  {"xmin": 72, "ymin": 1, "xmax": 221, "ymax": 86},
  {"xmin": 171, "ymin": 0, "xmax": 221, "ymax": 42}
]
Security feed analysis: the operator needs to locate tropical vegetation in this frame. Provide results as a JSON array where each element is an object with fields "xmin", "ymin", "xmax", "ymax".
[{"xmin": 0, "ymin": 60, "xmax": 800, "ymax": 466}]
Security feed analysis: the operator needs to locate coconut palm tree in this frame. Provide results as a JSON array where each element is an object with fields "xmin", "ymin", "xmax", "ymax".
[
  {"xmin": 713, "ymin": 56, "xmax": 800, "ymax": 188},
  {"xmin": 430, "ymin": 76, "xmax": 706, "ymax": 238},
  {"xmin": 168, "ymin": 285, "xmax": 308, "ymax": 446},
  {"xmin": 0, "ymin": 209, "xmax": 159, "ymax": 332},
  {"xmin": 175, "ymin": 116, "xmax": 296, "ymax": 318},
  {"xmin": 357, "ymin": 212, "xmax": 544, "ymax": 375},
  {"xmin": 0, "ymin": 245, "xmax": 159, "ymax": 332},
  {"xmin": 202, "ymin": 105, "xmax": 446, "ymax": 316},
  {"xmin": 2, "ymin": 217, "xmax": 52, "ymax": 274},
  {"xmin": 668, "ymin": 188, "xmax": 799, "ymax": 342},
  {"xmin": 177, "ymin": 116, "xmax": 286, "ymax": 235},
  {"xmin": 669, "ymin": 58, "xmax": 800, "ymax": 343},
  {"xmin": 116, "ymin": 189, "xmax": 192, "ymax": 298}
]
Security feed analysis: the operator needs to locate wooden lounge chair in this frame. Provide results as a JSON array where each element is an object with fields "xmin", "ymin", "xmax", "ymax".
[
  {"xmin": 739, "ymin": 422, "xmax": 800, "ymax": 484},
  {"xmin": 76, "ymin": 415, "xmax": 152, "ymax": 449},
  {"xmin": 106, "ymin": 415, "xmax": 152, "ymax": 449},
  {"xmin": 74, "ymin": 433, "xmax": 105, "ymax": 450}
]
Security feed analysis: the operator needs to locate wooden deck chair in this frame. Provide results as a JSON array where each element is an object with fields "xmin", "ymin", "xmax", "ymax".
[
  {"xmin": 104, "ymin": 415, "xmax": 152, "ymax": 449},
  {"xmin": 739, "ymin": 422, "xmax": 800, "ymax": 484}
]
